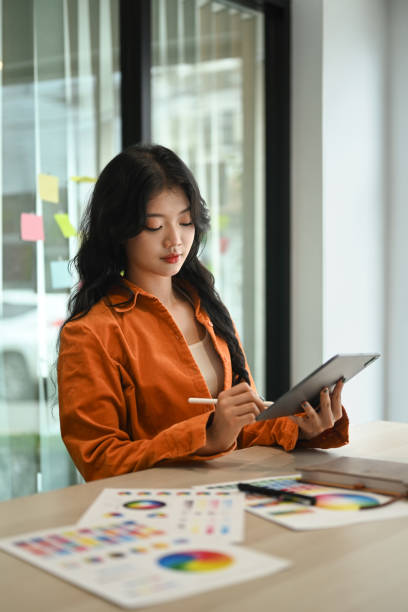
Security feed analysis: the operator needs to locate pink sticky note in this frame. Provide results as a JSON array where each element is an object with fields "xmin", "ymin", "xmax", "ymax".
[{"xmin": 21, "ymin": 213, "xmax": 44, "ymax": 241}]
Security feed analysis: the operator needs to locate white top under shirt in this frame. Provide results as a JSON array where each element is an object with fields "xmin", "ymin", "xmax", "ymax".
[{"xmin": 188, "ymin": 331, "xmax": 224, "ymax": 398}]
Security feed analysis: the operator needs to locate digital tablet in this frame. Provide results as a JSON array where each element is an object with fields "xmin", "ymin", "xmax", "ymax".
[{"xmin": 256, "ymin": 353, "xmax": 380, "ymax": 421}]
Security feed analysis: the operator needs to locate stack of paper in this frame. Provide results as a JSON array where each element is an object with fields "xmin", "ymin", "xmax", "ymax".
[
  {"xmin": 197, "ymin": 475, "xmax": 408, "ymax": 531},
  {"xmin": 0, "ymin": 487, "xmax": 290, "ymax": 608}
]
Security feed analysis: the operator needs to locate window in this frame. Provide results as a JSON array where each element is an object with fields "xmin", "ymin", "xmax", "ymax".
[
  {"xmin": 0, "ymin": 0, "xmax": 121, "ymax": 500},
  {"xmin": 151, "ymin": 0, "xmax": 266, "ymax": 392},
  {"xmin": 1, "ymin": 0, "xmax": 290, "ymax": 500}
]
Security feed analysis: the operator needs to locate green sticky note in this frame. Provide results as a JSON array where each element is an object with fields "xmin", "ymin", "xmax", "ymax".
[
  {"xmin": 70, "ymin": 175, "xmax": 97, "ymax": 183},
  {"xmin": 54, "ymin": 213, "xmax": 77, "ymax": 238},
  {"xmin": 218, "ymin": 214, "xmax": 230, "ymax": 231}
]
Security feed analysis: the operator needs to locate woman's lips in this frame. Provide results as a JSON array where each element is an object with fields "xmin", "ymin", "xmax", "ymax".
[{"xmin": 161, "ymin": 254, "xmax": 181, "ymax": 264}]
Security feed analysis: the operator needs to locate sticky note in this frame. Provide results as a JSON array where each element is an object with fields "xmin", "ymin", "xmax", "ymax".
[
  {"xmin": 50, "ymin": 260, "xmax": 72, "ymax": 289},
  {"xmin": 70, "ymin": 176, "xmax": 97, "ymax": 183},
  {"xmin": 21, "ymin": 213, "xmax": 44, "ymax": 241},
  {"xmin": 219, "ymin": 214, "xmax": 230, "ymax": 231},
  {"xmin": 54, "ymin": 213, "xmax": 77, "ymax": 238},
  {"xmin": 38, "ymin": 173, "xmax": 59, "ymax": 203}
]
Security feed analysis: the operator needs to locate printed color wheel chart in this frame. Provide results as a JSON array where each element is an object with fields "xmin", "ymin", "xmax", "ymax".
[
  {"xmin": 123, "ymin": 500, "xmax": 166, "ymax": 511},
  {"xmin": 315, "ymin": 493, "xmax": 379, "ymax": 510},
  {"xmin": 158, "ymin": 550, "xmax": 234, "ymax": 572}
]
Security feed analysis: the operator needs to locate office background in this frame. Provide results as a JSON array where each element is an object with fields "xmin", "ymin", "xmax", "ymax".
[{"xmin": 0, "ymin": 0, "xmax": 406, "ymax": 502}]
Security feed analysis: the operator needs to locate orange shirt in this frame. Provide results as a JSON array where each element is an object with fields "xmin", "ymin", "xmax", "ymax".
[{"xmin": 58, "ymin": 280, "xmax": 349, "ymax": 481}]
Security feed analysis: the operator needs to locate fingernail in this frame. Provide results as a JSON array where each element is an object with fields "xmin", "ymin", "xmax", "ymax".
[{"xmin": 324, "ymin": 387, "xmax": 329, "ymax": 393}]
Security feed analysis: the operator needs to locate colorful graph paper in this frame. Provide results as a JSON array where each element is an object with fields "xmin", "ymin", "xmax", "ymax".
[
  {"xmin": 77, "ymin": 488, "xmax": 244, "ymax": 543},
  {"xmin": 197, "ymin": 475, "xmax": 408, "ymax": 530},
  {"xmin": 0, "ymin": 519, "xmax": 290, "ymax": 608}
]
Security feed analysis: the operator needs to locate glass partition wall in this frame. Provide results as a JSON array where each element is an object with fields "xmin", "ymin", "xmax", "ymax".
[
  {"xmin": 151, "ymin": 0, "xmax": 266, "ymax": 392},
  {"xmin": 0, "ymin": 0, "xmax": 120, "ymax": 500},
  {"xmin": 0, "ymin": 0, "xmax": 268, "ymax": 501}
]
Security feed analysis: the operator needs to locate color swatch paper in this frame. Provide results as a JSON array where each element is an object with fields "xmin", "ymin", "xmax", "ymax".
[
  {"xmin": 20, "ymin": 213, "xmax": 44, "ymax": 241},
  {"xmin": 0, "ymin": 520, "xmax": 290, "ymax": 608},
  {"xmin": 38, "ymin": 173, "xmax": 59, "ymax": 203},
  {"xmin": 50, "ymin": 260, "xmax": 72, "ymax": 290},
  {"xmin": 54, "ymin": 213, "xmax": 77, "ymax": 238},
  {"xmin": 197, "ymin": 475, "xmax": 408, "ymax": 531},
  {"xmin": 77, "ymin": 488, "xmax": 244, "ymax": 543}
]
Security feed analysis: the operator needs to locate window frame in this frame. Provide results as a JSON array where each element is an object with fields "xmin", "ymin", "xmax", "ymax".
[{"xmin": 119, "ymin": 0, "xmax": 291, "ymax": 400}]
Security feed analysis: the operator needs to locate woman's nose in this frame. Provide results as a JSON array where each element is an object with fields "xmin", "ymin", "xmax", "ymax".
[{"xmin": 163, "ymin": 226, "xmax": 181, "ymax": 248}]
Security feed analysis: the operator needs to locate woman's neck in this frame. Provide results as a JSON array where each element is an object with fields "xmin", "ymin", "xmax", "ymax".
[{"xmin": 125, "ymin": 273, "xmax": 179, "ymax": 309}]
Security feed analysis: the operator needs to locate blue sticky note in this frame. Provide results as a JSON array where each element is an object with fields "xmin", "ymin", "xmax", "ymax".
[{"xmin": 50, "ymin": 260, "xmax": 72, "ymax": 289}]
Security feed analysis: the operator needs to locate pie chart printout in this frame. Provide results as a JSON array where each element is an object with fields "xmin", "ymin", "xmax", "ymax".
[
  {"xmin": 123, "ymin": 500, "xmax": 166, "ymax": 511},
  {"xmin": 158, "ymin": 550, "xmax": 234, "ymax": 572},
  {"xmin": 315, "ymin": 493, "xmax": 379, "ymax": 511}
]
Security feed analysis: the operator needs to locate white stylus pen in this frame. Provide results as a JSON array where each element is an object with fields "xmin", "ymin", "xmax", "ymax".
[{"xmin": 188, "ymin": 397, "xmax": 274, "ymax": 407}]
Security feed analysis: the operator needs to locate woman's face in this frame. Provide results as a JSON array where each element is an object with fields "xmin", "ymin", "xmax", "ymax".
[{"xmin": 125, "ymin": 187, "xmax": 195, "ymax": 285}]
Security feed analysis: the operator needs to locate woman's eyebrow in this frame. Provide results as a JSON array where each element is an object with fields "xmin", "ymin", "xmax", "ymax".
[{"xmin": 146, "ymin": 206, "xmax": 191, "ymax": 218}]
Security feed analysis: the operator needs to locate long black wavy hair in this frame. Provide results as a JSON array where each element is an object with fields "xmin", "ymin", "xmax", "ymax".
[{"xmin": 61, "ymin": 143, "xmax": 249, "ymax": 385}]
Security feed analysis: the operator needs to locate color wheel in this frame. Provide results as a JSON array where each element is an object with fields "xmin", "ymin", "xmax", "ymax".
[
  {"xmin": 123, "ymin": 500, "xmax": 166, "ymax": 510},
  {"xmin": 315, "ymin": 493, "xmax": 379, "ymax": 510},
  {"xmin": 158, "ymin": 550, "xmax": 234, "ymax": 572}
]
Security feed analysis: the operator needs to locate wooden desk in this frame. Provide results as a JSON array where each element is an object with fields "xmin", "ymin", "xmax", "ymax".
[{"xmin": 1, "ymin": 421, "xmax": 408, "ymax": 612}]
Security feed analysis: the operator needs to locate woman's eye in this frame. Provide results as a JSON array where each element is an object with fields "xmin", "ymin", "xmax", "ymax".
[
  {"xmin": 144, "ymin": 225, "xmax": 162, "ymax": 232},
  {"xmin": 180, "ymin": 221, "xmax": 193, "ymax": 227}
]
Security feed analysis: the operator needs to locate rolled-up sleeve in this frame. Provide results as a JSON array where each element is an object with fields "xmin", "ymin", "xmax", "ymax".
[{"xmin": 238, "ymin": 408, "xmax": 349, "ymax": 451}]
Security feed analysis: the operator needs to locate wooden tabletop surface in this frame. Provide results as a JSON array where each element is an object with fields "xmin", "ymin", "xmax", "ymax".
[{"xmin": 1, "ymin": 420, "xmax": 407, "ymax": 612}]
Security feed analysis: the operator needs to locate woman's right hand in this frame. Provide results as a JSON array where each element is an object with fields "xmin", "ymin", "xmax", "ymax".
[{"xmin": 204, "ymin": 382, "xmax": 266, "ymax": 453}]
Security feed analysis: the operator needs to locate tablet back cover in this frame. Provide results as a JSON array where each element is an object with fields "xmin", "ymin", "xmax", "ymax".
[{"xmin": 257, "ymin": 353, "xmax": 379, "ymax": 421}]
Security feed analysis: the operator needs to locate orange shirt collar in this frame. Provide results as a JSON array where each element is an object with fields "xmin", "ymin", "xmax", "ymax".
[{"xmin": 105, "ymin": 277, "xmax": 204, "ymax": 317}]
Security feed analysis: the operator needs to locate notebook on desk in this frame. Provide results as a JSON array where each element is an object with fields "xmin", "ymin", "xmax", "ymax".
[{"xmin": 299, "ymin": 456, "xmax": 408, "ymax": 497}]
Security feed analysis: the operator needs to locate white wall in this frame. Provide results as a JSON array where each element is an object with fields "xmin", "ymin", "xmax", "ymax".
[
  {"xmin": 291, "ymin": 0, "xmax": 386, "ymax": 423},
  {"xmin": 386, "ymin": 0, "xmax": 408, "ymax": 422},
  {"xmin": 322, "ymin": 0, "xmax": 386, "ymax": 423}
]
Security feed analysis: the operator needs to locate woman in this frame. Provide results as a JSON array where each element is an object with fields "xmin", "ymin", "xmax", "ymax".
[{"xmin": 58, "ymin": 144, "xmax": 348, "ymax": 481}]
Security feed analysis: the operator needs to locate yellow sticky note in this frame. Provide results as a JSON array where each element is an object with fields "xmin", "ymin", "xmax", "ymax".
[
  {"xmin": 70, "ymin": 175, "xmax": 97, "ymax": 183},
  {"xmin": 54, "ymin": 213, "xmax": 77, "ymax": 238},
  {"xmin": 38, "ymin": 173, "xmax": 59, "ymax": 203}
]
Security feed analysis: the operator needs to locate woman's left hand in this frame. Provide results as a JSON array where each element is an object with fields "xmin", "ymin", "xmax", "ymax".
[{"xmin": 290, "ymin": 378, "xmax": 344, "ymax": 440}]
